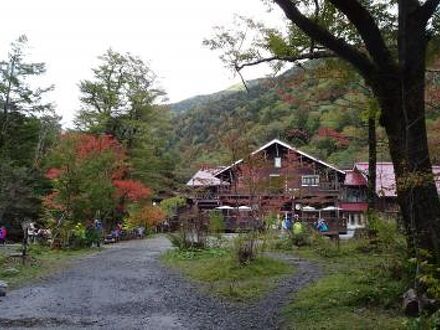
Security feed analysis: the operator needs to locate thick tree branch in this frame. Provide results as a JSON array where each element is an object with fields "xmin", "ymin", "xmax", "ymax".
[
  {"xmin": 234, "ymin": 50, "xmax": 335, "ymax": 71},
  {"xmin": 273, "ymin": 0, "xmax": 375, "ymax": 77},
  {"xmin": 328, "ymin": 0, "xmax": 396, "ymax": 69},
  {"xmin": 419, "ymin": 0, "xmax": 440, "ymax": 22}
]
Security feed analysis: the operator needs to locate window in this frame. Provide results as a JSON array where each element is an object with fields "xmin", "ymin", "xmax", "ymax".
[
  {"xmin": 274, "ymin": 157, "xmax": 281, "ymax": 168},
  {"xmin": 269, "ymin": 174, "xmax": 284, "ymax": 193},
  {"xmin": 301, "ymin": 175, "xmax": 320, "ymax": 186}
]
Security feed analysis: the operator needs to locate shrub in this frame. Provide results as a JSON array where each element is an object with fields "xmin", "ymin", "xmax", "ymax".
[
  {"xmin": 27, "ymin": 244, "xmax": 50, "ymax": 255},
  {"xmin": 69, "ymin": 223, "xmax": 88, "ymax": 248},
  {"xmin": 232, "ymin": 232, "xmax": 258, "ymax": 265},
  {"xmin": 312, "ymin": 234, "xmax": 343, "ymax": 258},
  {"xmin": 167, "ymin": 232, "xmax": 192, "ymax": 250},
  {"xmin": 270, "ymin": 236, "xmax": 294, "ymax": 251},
  {"xmin": 290, "ymin": 222, "xmax": 313, "ymax": 247},
  {"xmin": 366, "ymin": 213, "xmax": 406, "ymax": 252},
  {"xmin": 208, "ymin": 211, "xmax": 225, "ymax": 238}
]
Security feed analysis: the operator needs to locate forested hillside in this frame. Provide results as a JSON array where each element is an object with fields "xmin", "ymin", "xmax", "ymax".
[
  {"xmin": 171, "ymin": 63, "xmax": 380, "ymax": 178},
  {"xmin": 171, "ymin": 60, "xmax": 440, "ymax": 181}
]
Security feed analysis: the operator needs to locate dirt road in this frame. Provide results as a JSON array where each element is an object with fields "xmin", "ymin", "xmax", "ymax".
[{"xmin": 0, "ymin": 236, "xmax": 320, "ymax": 329}]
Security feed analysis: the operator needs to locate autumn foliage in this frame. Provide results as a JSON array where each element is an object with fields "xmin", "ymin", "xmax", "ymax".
[
  {"xmin": 44, "ymin": 133, "xmax": 151, "ymax": 223},
  {"xmin": 113, "ymin": 180, "xmax": 151, "ymax": 201},
  {"xmin": 81, "ymin": 134, "xmax": 123, "ymax": 157},
  {"xmin": 317, "ymin": 127, "xmax": 349, "ymax": 147},
  {"xmin": 127, "ymin": 205, "xmax": 166, "ymax": 229}
]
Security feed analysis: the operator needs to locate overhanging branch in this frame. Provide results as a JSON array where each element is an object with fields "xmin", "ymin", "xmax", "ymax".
[
  {"xmin": 328, "ymin": 0, "xmax": 396, "ymax": 70},
  {"xmin": 234, "ymin": 50, "xmax": 335, "ymax": 71},
  {"xmin": 274, "ymin": 0, "xmax": 376, "ymax": 77}
]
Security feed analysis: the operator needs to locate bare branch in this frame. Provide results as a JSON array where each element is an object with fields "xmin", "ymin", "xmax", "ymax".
[
  {"xmin": 274, "ymin": 0, "xmax": 376, "ymax": 77},
  {"xmin": 234, "ymin": 65, "xmax": 250, "ymax": 92},
  {"xmin": 235, "ymin": 50, "xmax": 335, "ymax": 71}
]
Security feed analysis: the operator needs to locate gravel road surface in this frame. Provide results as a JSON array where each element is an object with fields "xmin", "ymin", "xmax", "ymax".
[{"xmin": 0, "ymin": 236, "xmax": 321, "ymax": 329}]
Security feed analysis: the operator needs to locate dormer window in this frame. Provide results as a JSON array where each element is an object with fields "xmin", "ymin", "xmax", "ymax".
[{"xmin": 274, "ymin": 157, "xmax": 281, "ymax": 168}]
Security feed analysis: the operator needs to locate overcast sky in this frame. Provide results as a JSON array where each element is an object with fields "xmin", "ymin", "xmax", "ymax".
[{"xmin": 0, "ymin": 0, "xmax": 284, "ymax": 127}]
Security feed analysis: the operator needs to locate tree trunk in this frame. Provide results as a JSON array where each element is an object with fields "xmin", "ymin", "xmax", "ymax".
[
  {"xmin": 372, "ymin": 72, "xmax": 440, "ymax": 262},
  {"xmin": 367, "ymin": 117, "xmax": 377, "ymax": 211}
]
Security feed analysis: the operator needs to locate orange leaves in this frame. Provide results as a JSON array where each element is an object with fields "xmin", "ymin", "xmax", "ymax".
[
  {"xmin": 113, "ymin": 179, "xmax": 151, "ymax": 202},
  {"xmin": 129, "ymin": 205, "xmax": 165, "ymax": 228}
]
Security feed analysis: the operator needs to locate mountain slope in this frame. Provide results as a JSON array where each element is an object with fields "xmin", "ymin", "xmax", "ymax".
[{"xmin": 170, "ymin": 61, "xmax": 440, "ymax": 181}]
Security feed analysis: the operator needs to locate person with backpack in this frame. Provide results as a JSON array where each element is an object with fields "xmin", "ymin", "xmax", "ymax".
[{"xmin": 315, "ymin": 217, "xmax": 329, "ymax": 232}]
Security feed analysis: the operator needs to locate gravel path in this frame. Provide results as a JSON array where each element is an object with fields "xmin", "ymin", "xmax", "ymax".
[{"xmin": 0, "ymin": 236, "xmax": 321, "ymax": 329}]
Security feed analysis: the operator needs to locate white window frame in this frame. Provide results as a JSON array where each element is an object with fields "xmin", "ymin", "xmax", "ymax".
[
  {"xmin": 274, "ymin": 157, "xmax": 282, "ymax": 168},
  {"xmin": 301, "ymin": 175, "xmax": 320, "ymax": 186}
]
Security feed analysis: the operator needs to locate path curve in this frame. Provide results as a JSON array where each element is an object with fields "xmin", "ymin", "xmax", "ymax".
[{"xmin": 0, "ymin": 236, "xmax": 321, "ymax": 329}]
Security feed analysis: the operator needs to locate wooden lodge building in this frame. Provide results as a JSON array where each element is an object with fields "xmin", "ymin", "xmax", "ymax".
[
  {"xmin": 186, "ymin": 139, "xmax": 440, "ymax": 232},
  {"xmin": 186, "ymin": 139, "xmax": 346, "ymax": 232}
]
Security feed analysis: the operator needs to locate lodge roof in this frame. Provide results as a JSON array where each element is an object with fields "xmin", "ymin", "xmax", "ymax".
[
  {"xmin": 353, "ymin": 162, "xmax": 440, "ymax": 197},
  {"xmin": 185, "ymin": 166, "xmax": 230, "ymax": 187},
  {"xmin": 344, "ymin": 170, "xmax": 367, "ymax": 186},
  {"xmin": 215, "ymin": 139, "xmax": 345, "ymax": 176}
]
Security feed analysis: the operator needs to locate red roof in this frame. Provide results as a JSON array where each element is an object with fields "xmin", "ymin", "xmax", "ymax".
[
  {"xmin": 344, "ymin": 170, "xmax": 367, "ymax": 186},
  {"xmin": 354, "ymin": 162, "xmax": 440, "ymax": 197},
  {"xmin": 340, "ymin": 202, "xmax": 368, "ymax": 212}
]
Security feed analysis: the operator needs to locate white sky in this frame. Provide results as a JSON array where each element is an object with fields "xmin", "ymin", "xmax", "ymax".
[{"xmin": 0, "ymin": 0, "xmax": 284, "ymax": 127}]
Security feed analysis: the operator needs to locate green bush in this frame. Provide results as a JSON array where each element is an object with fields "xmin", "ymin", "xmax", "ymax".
[
  {"xmin": 167, "ymin": 232, "xmax": 191, "ymax": 250},
  {"xmin": 312, "ymin": 235, "xmax": 343, "ymax": 258},
  {"xmin": 69, "ymin": 223, "xmax": 99, "ymax": 248},
  {"xmin": 366, "ymin": 213, "xmax": 406, "ymax": 252},
  {"xmin": 270, "ymin": 236, "xmax": 294, "ymax": 251},
  {"xmin": 27, "ymin": 244, "xmax": 50, "ymax": 255},
  {"xmin": 208, "ymin": 211, "xmax": 225, "ymax": 237}
]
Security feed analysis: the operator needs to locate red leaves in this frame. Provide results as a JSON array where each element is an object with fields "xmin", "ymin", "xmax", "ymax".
[
  {"xmin": 285, "ymin": 128, "xmax": 310, "ymax": 143},
  {"xmin": 45, "ymin": 168, "xmax": 62, "ymax": 179},
  {"xmin": 75, "ymin": 134, "xmax": 125, "ymax": 160},
  {"xmin": 317, "ymin": 127, "xmax": 349, "ymax": 147},
  {"xmin": 113, "ymin": 180, "xmax": 151, "ymax": 202},
  {"xmin": 45, "ymin": 133, "xmax": 153, "ymax": 218}
]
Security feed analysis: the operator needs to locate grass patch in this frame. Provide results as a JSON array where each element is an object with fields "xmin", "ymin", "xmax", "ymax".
[
  {"xmin": 162, "ymin": 248, "xmax": 294, "ymax": 302},
  {"xmin": 281, "ymin": 240, "xmax": 408, "ymax": 329},
  {"xmin": 0, "ymin": 244, "xmax": 101, "ymax": 288}
]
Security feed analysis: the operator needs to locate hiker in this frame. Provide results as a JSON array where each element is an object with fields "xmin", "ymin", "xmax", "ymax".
[
  {"xmin": 0, "ymin": 225, "xmax": 7, "ymax": 245},
  {"xmin": 94, "ymin": 219, "xmax": 103, "ymax": 247},
  {"xmin": 28, "ymin": 222, "xmax": 38, "ymax": 243},
  {"xmin": 293, "ymin": 214, "xmax": 300, "ymax": 223},
  {"xmin": 282, "ymin": 216, "xmax": 293, "ymax": 231},
  {"xmin": 315, "ymin": 217, "xmax": 329, "ymax": 232},
  {"xmin": 293, "ymin": 221, "xmax": 303, "ymax": 235},
  {"xmin": 137, "ymin": 226, "xmax": 145, "ymax": 239}
]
